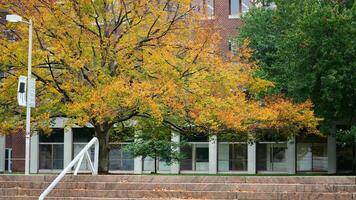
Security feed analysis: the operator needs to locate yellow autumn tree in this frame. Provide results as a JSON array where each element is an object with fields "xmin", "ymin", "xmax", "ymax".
[{"xmin": 0, "ymin": 0, "xmax": 319, "ymax": 172}]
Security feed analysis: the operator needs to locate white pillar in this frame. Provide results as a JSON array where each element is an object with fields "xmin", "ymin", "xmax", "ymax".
[
  {"xmin": 287, "ymin": 137, "xmax": 296, "ymax": 174},
  {"xmin": 209, "ymin": 135, "xmax": 218, "ymax": 174},
  {"xmin": 134, "ymin": 156, "xmax": 143, "ymax": 174},
  {"xmin": 328, "ymin": 135, "xmax": 337, "ymax": 174},
  {"xmin": 63, "ymin": 127, "xmax": 73, "ymax": 170},
  {"xmin": 171, "ymin": 131, "xmax": 180, "ymax": 174},
  {"xmin": 0, "ymin": 135, "xmax": 5, "ymax": 173},
  {"xmin": 30, "ymin": 132, "xmax": 39, "ymax": 173},
  {"xmin": 247, "ymin": 142, "xmax": 256, "ymax": 174},
  {"xmin": 134, "ymin": 131, "xmax": 143, "ymax": 174}
]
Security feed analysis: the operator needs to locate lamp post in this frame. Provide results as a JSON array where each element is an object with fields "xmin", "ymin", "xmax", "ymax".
[{"xmin": 6, "ymin": 14, "xmax": 33, "ymax": 175}]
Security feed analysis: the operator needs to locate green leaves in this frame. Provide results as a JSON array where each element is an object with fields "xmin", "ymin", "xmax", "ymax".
[{"xmin": 236, "ymin": 0, "xmax": 356, "ymax": 133}]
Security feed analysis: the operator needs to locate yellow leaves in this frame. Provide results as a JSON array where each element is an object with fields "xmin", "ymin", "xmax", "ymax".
[
  {"xmin": 0, "ymin": 0, "xmax": 320, "ymax": 139},
  {"xmin": 250, "ymin": 78, "xmax": 274, "ymax": 94}
]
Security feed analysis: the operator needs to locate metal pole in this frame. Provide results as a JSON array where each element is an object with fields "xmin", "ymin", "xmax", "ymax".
[{"xmin": 25, "ymin": 19, "xmax": 32, "ymax": 175}]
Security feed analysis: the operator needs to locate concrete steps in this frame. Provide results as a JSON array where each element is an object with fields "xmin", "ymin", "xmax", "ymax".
[{"xmin": 0, "ymin": 175, "xmax": 355, "ymax": 199}]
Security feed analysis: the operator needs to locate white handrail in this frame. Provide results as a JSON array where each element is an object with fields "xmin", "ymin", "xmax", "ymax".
[{"xmin": 39, "ymin": 137, "xmax": 99, "ymax": 200}]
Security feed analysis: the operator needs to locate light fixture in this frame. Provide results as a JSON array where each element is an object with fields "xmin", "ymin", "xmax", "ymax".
[{"xmin": 6, "ymin": 14, "xmax": 23, "ymax": 23}]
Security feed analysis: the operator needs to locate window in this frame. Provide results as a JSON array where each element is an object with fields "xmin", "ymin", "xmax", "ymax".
[
  {"xmin": 205, "ymin": 0, "xmax": 214, "ymax": 17},
  {"xmin": 229, "ymin": 0, "xmax": 251, "ymax": 17},
  {"xmin": 257, "ymin": 142, "xmax": 288, "ymax": 172},
  {"xmin": 228, "ymin": 40, "xmax": 238, "ymax": 55},
  {"xmin": 191, "ymin": 0, "xmax": 214, "ymax": 18},
  {"xmin": 39, "ymin": 129, "xmax": 64, "ymax": 170},
  {"xmin": 218, "ymin": 143, "xmax": 248, "ymax": 171},
  {"xmin": 5, "ymin": 148, "xmax": 12, "ymax": 172},
  {"xmin": 180, "ymin": 145, "xmax": 193, "ymax": 170},
  {"xmin": 180, "ymin": 143, "xmax": 209, "ymax": 171},
  {"xmin": 297, "ymin": 143, "xmax": 328, "ymax": 172},
  {"xmin": 72, "ymin": 128, "xmax": 95, "ymax": 171},
  {"xmin": 109, "ymin": 143, "xmax": 134, "ymax": 171},
  {"xmin": 39, "ymin": 144, "xmax": 64, "ymax": 170},
  {"xmin": 196, "ymin": 147, "xmax": 209, "ymax": 162}
]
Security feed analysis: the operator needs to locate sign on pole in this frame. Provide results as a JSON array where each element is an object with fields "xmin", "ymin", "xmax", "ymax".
[
  {"xmin": 28, "ymin": 78, "xmax": 36, "ymax": 108},
  {"xmin": 17, "ymin": 76, "xmax": 27, "ymax": 107}
]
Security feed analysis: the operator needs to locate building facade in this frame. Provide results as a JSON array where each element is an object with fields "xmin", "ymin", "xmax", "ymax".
[{"xmin": 0, "ymin": 117, "xmax": 340, "ymax": 174}]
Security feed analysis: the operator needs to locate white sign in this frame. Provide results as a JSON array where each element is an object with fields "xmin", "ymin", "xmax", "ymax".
[
  {"xmin": 28, "ymin": 78, "xmax": 36, "ymax": 108},
  {"xmin": 17, "ymin": 76, "xmax": 27, "ymax": 107}
]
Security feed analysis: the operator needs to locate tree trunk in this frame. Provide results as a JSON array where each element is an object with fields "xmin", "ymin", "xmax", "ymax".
[{"xmin": 94, "ymin": 125, "xmax": 110, "ymax": 174}]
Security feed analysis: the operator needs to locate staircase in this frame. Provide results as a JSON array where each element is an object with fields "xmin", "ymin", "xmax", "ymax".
[{"xmin": 0, "ymin": 175, "xmax": 356, "ymax": 199}]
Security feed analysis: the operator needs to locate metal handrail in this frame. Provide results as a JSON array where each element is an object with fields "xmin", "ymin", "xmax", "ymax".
[{"xmin": 39, "ymin": 137, "xmax": 99, "ymax": 200}]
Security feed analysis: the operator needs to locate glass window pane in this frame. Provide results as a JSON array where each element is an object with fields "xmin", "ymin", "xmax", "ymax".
[
  {"xmin": 109, "ymin": 148, "xmax": 120, "ymax": 170},
  {"xmin": 195, "ymin": 144, "xmax": 209, "ymax": 171},
  {"xmin": 257, "ymin": 143, "xmax": 267, "ymax": 171},
  {"xmin": 143, "ymin": 157, "xmax": 155, "ymax": 171},
  {"xmin": 73, "ymin": 128, "xmax": 95, "ymax": 142},
  {"xmin": 257, "ymin": 143, "xmax": 287, "ymax": 172},
  {"xmin": 218, "ymin": 143, "xmax": 229, "ymax": 171},
  {"xmin": 180, "ymin": 145, "xmax": 193, "ymax": 170},
  {"xmin": 109, "ymin": 144, "xmax": 134, "ymax": 171},
  {"xmin": 158, "ymin": 160, "xmax": 171, "ymax": 171},
  {"xmin": 207, "ymin": 0, "xmax": 214, "ymax": 16},
  {"xmin": 230, "ymin": 0, "xmax": 239, "ymax": 15},
  {"xmin": 196, "ymin": 147, "xmax": 209, "ymax": 162},
  {"xmin": 122, "ymin": 159, "xmax": 134, "ymax": 170},
  {"xmin": 39, "ymin": 144, "xmax": 53, "ymax": 169},
  {"xmin": 312, "ymin": 143, "xmax": 328, "ymax": 171},
  {"xmin": 297, "ymin": 143, "xmax": 312, "ymax": 171},
  {"xmin": 73, "ymin": 143, "xmax": 94, "ymax": 170},
  {"xmin": 241, "ymin": 0, "xmax": 250, "ymax": 13},
  {"xmin": 53, "ymin": 144, "xmax": 64, "ymax": 169},
  {"xmin": 230, "ymin": 144, "xmax": 247, "ymax": 171},
  {"xmin": 271, "ymin": 143, "xmax": 287, "ymax": 172},
  {"xmin": 5, "ymin": 149, "xmax": 10, "ymax": 171},
  {"xmin": 39, "ymin": 129, "xmax": 64, "ymax": 143}
]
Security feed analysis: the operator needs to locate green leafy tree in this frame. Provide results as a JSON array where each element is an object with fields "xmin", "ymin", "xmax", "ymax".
[
  {"xmin": 336, "ymin": 126, "xmax": 356, "ymax": 147},
  {"xmin": 236, "ymin": 0, "xmax": 356, "ymax": 132},
  {"xmin": 125, "ymin": 120, "xmax": 186, "ymax": 174}
]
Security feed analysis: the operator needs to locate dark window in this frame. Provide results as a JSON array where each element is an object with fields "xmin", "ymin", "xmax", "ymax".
[
  {"xmin": 39, "ymin": 128, "xmax": 64, "ymax": 143},
  {"xmin": 73, "ymin": 128, "xmax": 95, "ymax": 142},
  {"xmin": 229, "ymin": 143, "xmax": 247, "ymax": 171},
  {"xmin": 196, "ymin": 147, "xmax": 209, "ymax": 162},
  {"xmin": 180, "ymin": 145, "xmax": 193, "ymax": 170}
]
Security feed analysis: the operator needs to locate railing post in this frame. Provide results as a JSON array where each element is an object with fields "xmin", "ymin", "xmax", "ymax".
[{"xmin": 94, "ymin": 139, "xmax": 99, "ymax": 175}]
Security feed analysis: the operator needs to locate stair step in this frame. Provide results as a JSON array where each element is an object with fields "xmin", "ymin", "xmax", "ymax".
[
  {"xmin": 1, "ymin": 192, "xmax": 354, "ymax": 200},
  {"xmin": 1, "ymin": 181, "xmax": 356, "ymax": 192},
  {"xmin": 0, "ymin": 175, "xmax": 355, "ymax": 184},
  {"xmin": 1, "ymin": 175, "xmax": 355, "ymax": 199},
  {"xmin": 0, "ymin": 189, "xmax": 237, "ymax": 199}
]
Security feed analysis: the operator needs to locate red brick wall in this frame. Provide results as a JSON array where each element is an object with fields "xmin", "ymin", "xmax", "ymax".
[
  {"xmin": 6, "ymin": 131, "xmax": 25, "ymax": 172},
  {"xmin": 212, "ymin": 0, "xmax": 243, "ymax": 54}
]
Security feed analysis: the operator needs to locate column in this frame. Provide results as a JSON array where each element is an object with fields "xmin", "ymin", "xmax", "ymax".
[
  {"xmin": 247, "ymin": 142, "xmax": 256, "ymax": 174},
  {"xmin": 328, "ymin": 135, "xmax": 337, "ymax": 174},
  {"xmin": 287, "ymin": 137, "xmax": 296, "ymax": 174},
  {"xmin": 0, "ymin": 135, "xmax": 5, "ymax": 173},
  {"xmin": 209, "ymin": 135, "xmax": 218, "ymax": 174},
  {"xmin": 134, "ymin": 157, "xmax": 143, "ymax": 174},
  {"xmin": 30, "ymin": 132, "xmax": 39, "ymax": 173},
  {"xmin": 171, "ymin": 131, "xmax": 180, "ymax": 174},
  {"xmin": 63, "ymin": 127, "xmax": 73, "ymax": 170},
  {"xmin": 134, "ymin": 131, "xmax": 143, "ymax": 174}
]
